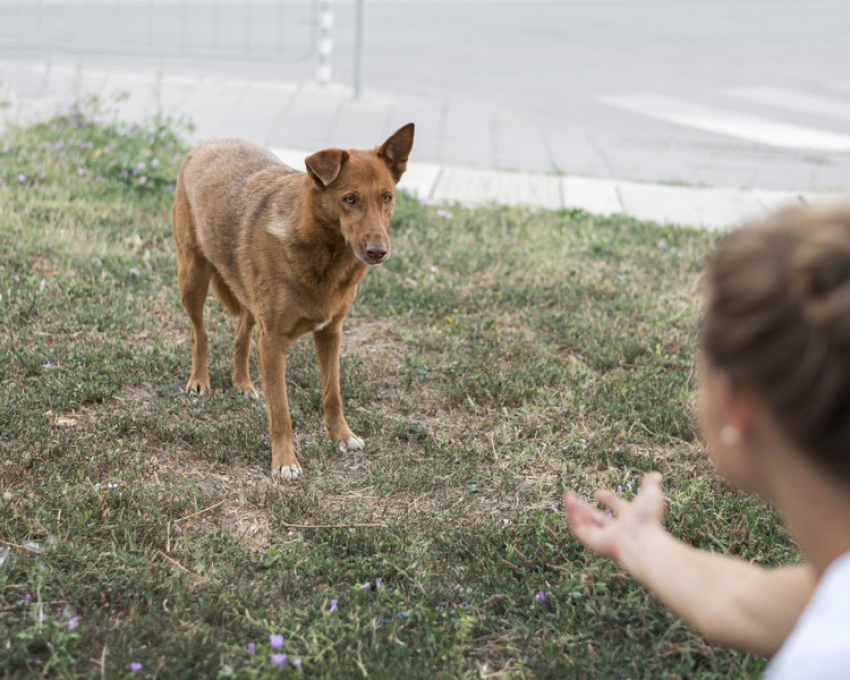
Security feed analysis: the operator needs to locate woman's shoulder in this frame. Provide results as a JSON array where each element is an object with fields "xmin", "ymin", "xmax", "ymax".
[{"xmin": 763, "ymin": 552, "xmax": 850, "ymax": 680}]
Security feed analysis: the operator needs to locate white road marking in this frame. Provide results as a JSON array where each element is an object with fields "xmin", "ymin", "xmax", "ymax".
[
  {"xmin": 724, "ymin": 86, "xmax": 850, "ymax": 121},
  {"xmin": 827, "ymin": 80, "xmax": 850, "ymax": 93},
  {"xmin": 600, "ymin": 92, "xmax": 850, "ymax": 151}
]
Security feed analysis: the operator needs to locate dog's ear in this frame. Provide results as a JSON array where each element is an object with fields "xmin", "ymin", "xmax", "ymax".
[
  {"xmin": 305, "ymin": 148, "xmax": 350, "ymax": 187},
  {"xmin": 377, "ymin": 123, "xmax": 415, "ymax": 183}
]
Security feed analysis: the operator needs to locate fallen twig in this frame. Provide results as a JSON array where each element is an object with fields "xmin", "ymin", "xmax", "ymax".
[
  {"xmin": 155, "ymin": 550, "xmax": 190, "ymax": 573},
  {"xmin": 174, "ymin": 500, "xmax": 226, "ymax": 523},
  {"xmin": 0, "ymin": 538, "xmax": 39, "ymax": 553},
  {"xmin": 281, "ymin": 521, "xmax": 387, "ymax": 530}
]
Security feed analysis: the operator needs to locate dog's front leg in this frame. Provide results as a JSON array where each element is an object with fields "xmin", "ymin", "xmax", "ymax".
[
  {"xmin": 258, "ymin": 329, "xmax": 301, "ymax": 480},
  {"xmin": 314, "ymin": 322, "xmax": 365, "ymax": 452}
]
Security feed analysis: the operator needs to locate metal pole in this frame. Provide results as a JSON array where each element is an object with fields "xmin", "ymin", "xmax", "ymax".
[{"xmin": 353, "ymin": 0, "xmax": 364, "ymax": 99}]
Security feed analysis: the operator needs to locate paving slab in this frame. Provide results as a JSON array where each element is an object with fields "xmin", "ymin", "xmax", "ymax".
[
  {"xmin": 431, "ymin": 166, "xmax": 562, "ymax": 210},
  {"xmin": 616, "ymin": 183, "xmax": 775, "ymax": 230}
]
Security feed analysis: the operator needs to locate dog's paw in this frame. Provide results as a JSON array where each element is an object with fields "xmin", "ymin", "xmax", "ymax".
[
  {"xmin": 185, "ymin": 377, "xmax": 210, "ymax": 395},
  {"xmin": 234, "ymin": 383, "xmax": 260, "ymax": 400},
  {"xmin": 272, "ymin": 463, "xmax": 302, "ymax": 481},
  {"xmin": 338, "ymin": 436, "xmax": 365, "ymax": 453}
]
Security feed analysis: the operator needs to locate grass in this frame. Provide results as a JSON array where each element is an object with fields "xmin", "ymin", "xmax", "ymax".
[{"xmin": 0, "ymin": 103, "xmax": 799, "ymax": 679}]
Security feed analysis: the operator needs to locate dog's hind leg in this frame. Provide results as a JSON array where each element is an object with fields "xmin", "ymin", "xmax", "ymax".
[
  {"xmin": 177, "ymin": 252, "xmax": 214, "ymax": 394},
  {"xmin": 232, "ymin": 309, "xmax": 259, "ymax": 398}
]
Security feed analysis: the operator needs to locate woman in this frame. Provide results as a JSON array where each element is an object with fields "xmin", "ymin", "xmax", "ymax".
[{"xmin": 564, "ymin": 203, "xmax": 850, "ymax": 678}]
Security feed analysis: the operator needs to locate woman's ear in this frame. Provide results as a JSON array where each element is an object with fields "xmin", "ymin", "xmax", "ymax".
[{"xmin": 699, "ymin": 365, "xmax": 765, "ymax": 494}]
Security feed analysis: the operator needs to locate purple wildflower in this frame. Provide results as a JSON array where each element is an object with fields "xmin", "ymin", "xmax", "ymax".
[
  {"xmin": 2, "ymin": 144, "xmax": 9, "ymax": 154},
  {"xmin": 77, "ymin": 167, "xmax": 87, "ymax": 176},
  {"xmin": 68, "ymin": 616, "xmax": 80, "ymax": 630},
  {"xmin": 375, "ymin": 577, "xmax": 383, "ymax": 589},
  {"xmin": 17, "ymin": 173, "xmax": 26, "ymax": 183},
  {"xmin": 137, "ymin": 162, "xmax": 146, "ymax": 170},
  {"xmin": 120, "ymin": 169, "xmax": 129, "ymax": 179},
  {"xmin": 271, "ymin": 654, "xmax": 288, "ymax": 667},
  {"xmin": 151, "ymin": 158, "xmax": 160, "ymax": 168},
  {"xmin": 329, "ymin": 599, "xmax": 338, "ymax": 612},
  {"xmin": 550, "ymin": 503, "xmax": 559, "ymax": 513},
  {"xmin": 269, "ymin": 633, "xmax": 284, "ymax": 650},
  {"xmin": 42, "ymin": 361, "xmax": 57, "ymax": 370},
  {"xmin": 292, "ymin": 659, "xmax": 302, "ymax": 669},
  {"xmin": 247, "ymin": 642, "xmax": 255, "ymax": 657},
  {"xmin": 129, "ymin": 662, "xmax": 142, "ymax": 672},
  {"xmin": 25, "ymin": 593, "xmax": 33, "ymax": 603},
  {"xmin": 129, "ymin": 267, "xmax": 141, "ymax": 277},
  {"xmin": 617, "ymin": 485, "xmax": 623, "ymax": 495},
  {"xmin": 605, "ymin": 509, "xmax": 613, "ymax": 517},
  {"xmin": 166, "ymin": 183, "xmax": 175, "ymax": 193},
  {"xmin": 138, "ymin": 176, "xmax": 147, "ymax": 186},
  {"xmin": 10, "ymin": 273, "xmax": 19, "ymax": 282},
  {"xmin": 657, "ymin": 241, "xmax": 667, "ymax": 250},
  {"xmin": 95, "ymin": 174, "xmax": 106, "ymax": 181},
  {"xmin": 103, "ymin": 144, "xmax": 111, "ymax": 152},
  {"xmin": 535, "ymin": 591, "xmax": 546, "ymax": 602},
  {"xmin": 627, "ymin": 481, "xmax": 633, "ymax": 491},
  {"xmin": 52, "ymin": 140, "xmax": 64, "ymax": 151},
  {"xmin": 361, "ymin": 581, "xmax": 371, "ymax": 591},
  {"xmin": 436, "ymin": 208, "xmax": 454, "ymax": 220},
  {"xmin": 79, "ymin": 141, "xmax": 94, "ymax": 149}
]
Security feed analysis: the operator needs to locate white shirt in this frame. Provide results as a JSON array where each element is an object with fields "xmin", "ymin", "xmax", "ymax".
[{"xmin": 764, "ymin": 551, "xmax": 850, "ymax": 679}]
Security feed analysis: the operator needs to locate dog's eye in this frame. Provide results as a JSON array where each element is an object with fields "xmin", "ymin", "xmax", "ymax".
[
  {"xmin": 383, "ymin": 193, "xmax": 392, "ymax": 204},
  {"xmin": 344, "ymin": 195, "xmax": 356, "ymax": 205}
]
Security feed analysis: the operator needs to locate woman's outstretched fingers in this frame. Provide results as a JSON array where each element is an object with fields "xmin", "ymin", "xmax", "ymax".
[
  {"xmin": 563, "ymin": 492, "xmax": 604, "ymax": 528},
  {"xmin": 596, "ymin": 489, "xmax": 629, "ymax": 515},
  {"xmin": 634, "ymin": 472, "xmax": 666, "ymax": 522},
  {"xmin": 641, "ymin": 471, "xmax": 663, "ymax": 490}
]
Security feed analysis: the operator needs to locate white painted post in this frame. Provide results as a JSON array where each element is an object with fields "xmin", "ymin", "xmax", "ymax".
[
  {"xmin": 317, "ymin": 0, "xmax": 334, "ymax": 86},
  {"xmin": 353, "ymin": 0, "xmax": 364, "ymax": 99}
]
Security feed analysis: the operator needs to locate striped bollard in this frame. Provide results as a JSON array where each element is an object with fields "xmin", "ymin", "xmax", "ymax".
[{"xmin": 317, "ymin": 0, "xmax": 334, "ymax": 85}]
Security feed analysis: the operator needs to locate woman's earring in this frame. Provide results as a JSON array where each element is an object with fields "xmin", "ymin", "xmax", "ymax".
[{"xmin": 720, "ymin": 426, "xmax": 740, "ymax": 447}]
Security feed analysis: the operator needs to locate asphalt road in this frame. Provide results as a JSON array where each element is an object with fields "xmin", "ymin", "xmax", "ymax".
[{"xmin": 2, "ymin": 0, "xmax": 849, "ymax": 191}]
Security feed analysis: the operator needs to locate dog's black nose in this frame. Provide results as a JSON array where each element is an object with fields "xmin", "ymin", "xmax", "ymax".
[{"xmin": 365, "ymin": 244, "xmax": 388, "ymax": 261}]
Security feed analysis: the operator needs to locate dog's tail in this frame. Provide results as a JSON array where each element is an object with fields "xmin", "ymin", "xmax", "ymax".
[{"xmin": 211, "ymin": 273, "xmax": 243, "ymax": 317}]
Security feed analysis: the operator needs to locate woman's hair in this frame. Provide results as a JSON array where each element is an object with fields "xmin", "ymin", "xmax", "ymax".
[{"xmin": 700, "ymin": 201, "xmax": 850, "ymax": 482}]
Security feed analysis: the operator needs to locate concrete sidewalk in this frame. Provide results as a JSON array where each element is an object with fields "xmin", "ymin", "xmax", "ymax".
[
  {"xmin": 274, "ymin": 145, "xmax": 831, "ymax": 229},
  {"xmin": 1, "ymin": 56, "xmax": 843, "ymax": 229}
]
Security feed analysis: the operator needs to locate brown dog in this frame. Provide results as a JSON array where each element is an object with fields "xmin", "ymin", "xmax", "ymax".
[{"xmin": 171, "ymin": 124, "xmax": 415, "ymax": 479}]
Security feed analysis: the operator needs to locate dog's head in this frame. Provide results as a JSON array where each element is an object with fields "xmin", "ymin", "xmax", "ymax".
[{"xmin": 305, "ymin": 123, "xmax": 415, "ymax": 266}]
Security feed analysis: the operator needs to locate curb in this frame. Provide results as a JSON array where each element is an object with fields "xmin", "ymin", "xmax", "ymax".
[{"xmin": 271, "ymin": 147, "xmax": 845, "ymax": 231}]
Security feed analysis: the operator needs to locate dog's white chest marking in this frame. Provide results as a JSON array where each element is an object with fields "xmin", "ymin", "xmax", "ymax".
[
  {"xmin": 314, "ymin": 320, "xmax": 331, "ymax": 332},
  {"xmin": 266, "ymin": 216, "xmax": 290, "ymax": 239}
]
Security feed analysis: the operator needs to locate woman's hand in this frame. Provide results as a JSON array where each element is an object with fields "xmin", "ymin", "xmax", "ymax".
[{"xmin": 563, "ymin": 471, "xmax": 666, "ymax": 564}]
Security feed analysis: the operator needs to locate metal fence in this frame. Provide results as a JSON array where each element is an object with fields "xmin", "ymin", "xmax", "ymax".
[{"xmin": 0, "ymin": 1, "xmax": 327, "ymax": 68}]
